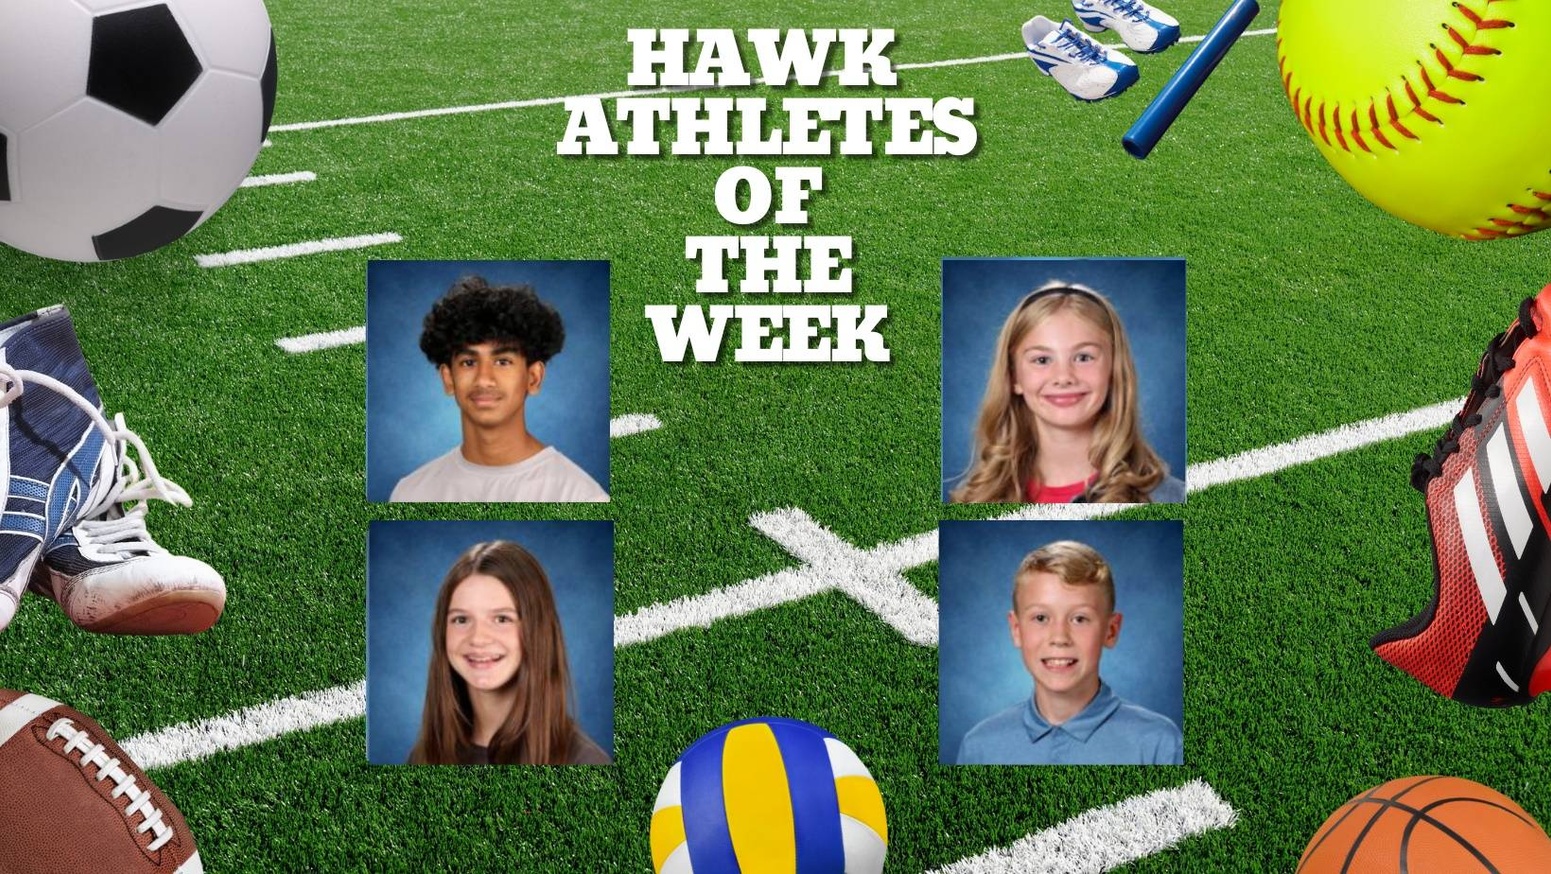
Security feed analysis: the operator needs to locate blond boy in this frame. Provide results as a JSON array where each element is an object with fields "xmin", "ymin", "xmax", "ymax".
[{"xmin": 956, "ymin": 540, "xmax": 1182, "ymax": 765}]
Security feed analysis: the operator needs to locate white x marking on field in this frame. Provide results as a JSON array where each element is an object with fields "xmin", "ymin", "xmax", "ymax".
[{"xmin": 614, "ymin": 507, "xmax": 938, "ymax": 647}]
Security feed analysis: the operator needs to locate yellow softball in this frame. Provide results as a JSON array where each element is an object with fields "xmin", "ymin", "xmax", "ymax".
[{"xmin": 1277, "ymin": 0, "xmax": 1551, "ymax": 240}]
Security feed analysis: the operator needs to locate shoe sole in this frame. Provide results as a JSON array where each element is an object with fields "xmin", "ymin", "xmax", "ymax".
[{"xmin": 75, "ymin": 590, "xmax": 224, "ymax": 635}]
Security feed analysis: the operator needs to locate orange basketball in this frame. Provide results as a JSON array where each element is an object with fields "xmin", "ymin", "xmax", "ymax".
[{"xmin": 1299, "ymin": 776, "xmax": 1551, "ymax": 873}]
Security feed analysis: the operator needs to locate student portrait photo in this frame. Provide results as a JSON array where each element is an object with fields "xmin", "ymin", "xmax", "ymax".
[
  {"xmin": 366, "ymin": 521, "xmax": 614, "ymax": 765},
  {"xmin": 366, "ymin": 260, "xmax": 610, "ymax": 503},
  {"xmin": 939, "ymin": 520, "xmax": 1184, "ymax": 766},
  {"xmin": 942, "ymin": 257, "xmax": 1186, "ymax": 504}
]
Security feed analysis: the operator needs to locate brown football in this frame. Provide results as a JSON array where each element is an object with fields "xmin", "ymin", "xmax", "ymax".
[{"xmin": 0, "ymin": 689, "xmax": 201, "ymax": 873}]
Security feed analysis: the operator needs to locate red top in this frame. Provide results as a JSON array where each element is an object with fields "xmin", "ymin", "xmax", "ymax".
[{"xmin": 1027, "ymin": 475, "xmax": 1096, "ymax": 503}]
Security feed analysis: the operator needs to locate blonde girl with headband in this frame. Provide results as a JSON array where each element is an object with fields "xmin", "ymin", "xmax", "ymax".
[{"xmin": 951, "ymin": 281, "xmax": 1184, "ymax": 504}]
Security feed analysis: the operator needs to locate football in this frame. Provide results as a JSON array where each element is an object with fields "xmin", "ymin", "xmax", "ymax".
[
  {"xmin": 0, "ymin": 688, "xmax": 202, "ymax": 873},
  {"xmin": 0, "ymin": 0, "xmax": 277, "ymax": 262}
]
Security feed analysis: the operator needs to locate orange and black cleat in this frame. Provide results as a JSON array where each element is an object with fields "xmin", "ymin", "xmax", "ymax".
[{"xmin": 1373, "ymin": 287, "xmax": 1551, "ymax": 706}]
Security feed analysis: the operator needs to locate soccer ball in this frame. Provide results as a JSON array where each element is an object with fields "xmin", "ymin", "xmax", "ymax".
[
  {"xmin": 0, "ymin": 0, "xmax": 277, "ymax": 262},
  {"xmin": 650, "ymin": 717, "xmax": 888, "ymax": 874}
]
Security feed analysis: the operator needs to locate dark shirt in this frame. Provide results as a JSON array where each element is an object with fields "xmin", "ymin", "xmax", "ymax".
[{"xmin": 461, "ymin": 729, "xmax": 611, "ymax": 765}]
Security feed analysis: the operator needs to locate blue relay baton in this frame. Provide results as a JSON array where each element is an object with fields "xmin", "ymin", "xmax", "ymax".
[{"xmin": 1123, "ymin": 0, "xmax": 1260, "ymax": 159}]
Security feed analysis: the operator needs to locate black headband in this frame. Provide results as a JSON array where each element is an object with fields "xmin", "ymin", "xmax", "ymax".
[{"xmin": 1015, "ymin": 284, "xmax": 1107, "ymax": 312}]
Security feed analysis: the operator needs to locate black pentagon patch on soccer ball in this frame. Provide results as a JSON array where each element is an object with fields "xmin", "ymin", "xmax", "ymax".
[
  {"xmin": 0, "ymin": 133, "xmax": 9, "ymax": 201},
  {"xmin": 260, "ymin": 34, "xmax": 278, "ymax": 141},
  {"xmin": 92, "ymin": 206, "xmax": 202, "ymax": 261},
  {"xmin": 88, "ymin": 5, "xmax": 203, "ymax": 126}
]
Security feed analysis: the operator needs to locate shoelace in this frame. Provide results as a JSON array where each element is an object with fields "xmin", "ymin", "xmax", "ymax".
[
  {"xmin": 1412, "ymin": 297, "xmax": 1540, "ymax": 490},
  {"xmin": 1053, "ymin": 26, "xmax": 1107, "ymax": 64},
  {"xmin": 1105, "ymin": 0, "xmax": 1150, "ymax": 23},
  {"xmin": 0, "ymin": 364, "xmax": 191, "ymax": 551},
  {"xmin": 46, "ymin": 718, "xmax": 175, "ymax": 853}
]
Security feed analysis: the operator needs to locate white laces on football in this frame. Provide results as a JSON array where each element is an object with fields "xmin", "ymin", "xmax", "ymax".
[
  {"xmin": 0, "ymin": 363, "xmax": 192, "ymax": 543},
  {"xmin": 47, "ymin": 718, "xmax": 175, "ymax": 853}
]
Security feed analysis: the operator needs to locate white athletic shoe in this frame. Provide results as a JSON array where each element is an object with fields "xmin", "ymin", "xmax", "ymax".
[
  {"xmin": 1073, "ymin": 0, "xmax": 1180, "ymax": 53},
  {"xmin": 1023, "ymin": 16, "xmax": 1138, "ymax": 102},
  {"xmin": 30, "ymin": 413, "xmax": 225, "ymax": 636}
]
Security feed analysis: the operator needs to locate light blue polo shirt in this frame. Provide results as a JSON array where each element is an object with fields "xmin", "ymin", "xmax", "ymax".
[{"xmin": 956, "ymin": 682, "xmax": 1183, "ymax": 765}]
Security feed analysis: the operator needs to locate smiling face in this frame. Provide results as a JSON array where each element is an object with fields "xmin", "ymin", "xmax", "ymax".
[
  {"xmin": 1008, "ymin": 570, "xmax": 1122, "ymax": 716},
  {"xmin": 438, "ymin": 341, "xmax": 544, "ymax": 434},
  {"xmin": 445, "ymin": 573, "xmax": 522, "ymax": 692},
  {"xmin": 1010, "ymin": 308, "xmax": 1113, "ymax": 439}
]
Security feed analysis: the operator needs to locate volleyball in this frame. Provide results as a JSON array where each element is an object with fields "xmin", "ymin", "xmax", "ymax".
[{"xmin": 650, "ymin": 717, "xmax": 888, "ymax": 874}]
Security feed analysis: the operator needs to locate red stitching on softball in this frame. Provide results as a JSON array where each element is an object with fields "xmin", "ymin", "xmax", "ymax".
[
  {"xmin": 1468, "ymin": 189, "xmax": 1551, "ymax": 239},
  {"xmin": 1368, "ymin": 105, "xmax": 1395, "ymax": 150},
  {"xmin": 1456, "ymin": 4, "xmax": 1511, "ymax": 29},
  {"xmin": 1349, "ymin": 109, "xmax": 1371, "ymax": 153},
  {"xmin": 1386, "ymin": 95, "xmax": 1419, "ymax": 140},
  {"xmin": 1419, "ymin": 66, "xmax": 1465, "ymax": 105},
  {"xmin": 1280, "ymin": 1, "xmax": 1508, "ymax": 154},
  {"xmin": 1435, "ymin": 46, "xmax": 1484, "ymax": 82}
]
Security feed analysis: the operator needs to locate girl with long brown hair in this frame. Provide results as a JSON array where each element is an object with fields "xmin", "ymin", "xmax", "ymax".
[
  {"xmin": 950, "ymin": 282, "xmax": 1184, "ymax": 504},
  {"xmin": 408, "ymin": 540, "xmax": 609, "ymax": 764}
]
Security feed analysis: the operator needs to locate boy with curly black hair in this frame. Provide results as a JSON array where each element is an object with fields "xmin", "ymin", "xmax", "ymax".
[{"xmin": 389, "ymin": 276, "xmax": 607, "ymax": 502}]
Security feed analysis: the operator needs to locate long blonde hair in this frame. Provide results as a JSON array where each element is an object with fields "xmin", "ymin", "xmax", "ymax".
[
  {"xmin": 950, "ymin": 282, "xmax": 1166, "ymax": 503},
  {"xmin": 408, "ymin": 541, "xmax": 579, "ymax": 764}
]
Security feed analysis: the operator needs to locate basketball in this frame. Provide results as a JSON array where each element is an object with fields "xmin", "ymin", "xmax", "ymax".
[{"xmin": 1299, "ymin": 776, "xmax": 1551, "ymax": 872}]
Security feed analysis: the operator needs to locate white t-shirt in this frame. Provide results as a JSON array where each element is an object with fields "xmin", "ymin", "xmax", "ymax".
[{"xmin": 389, "ymin": 446, "xmax": 608, "ymax": 503}]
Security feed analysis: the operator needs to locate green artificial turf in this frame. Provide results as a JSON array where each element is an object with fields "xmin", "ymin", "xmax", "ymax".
[{"xmin": 2, "ymin": 0, "xmax": 1550, "ymax": 870}]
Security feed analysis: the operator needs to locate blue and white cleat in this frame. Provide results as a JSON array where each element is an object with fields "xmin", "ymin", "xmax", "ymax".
[
  {"xmin": 1022, "ymin": 16, "xmax": 1138, "ymax": 102},
  {"xmin": 0, "ymin": 305, "xmax": 222, "ymax": 636},
  {"xmin": 1073, "ymin": 0, "xmax": 1180, "ymax": 53}
]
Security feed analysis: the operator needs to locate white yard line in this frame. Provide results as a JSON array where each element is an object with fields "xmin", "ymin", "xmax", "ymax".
[
  {"xmin": 999, "ymin": 397, "xmax": 1464, "ymax": 521},
  {"xmin": 268, "ymin": 29, "xmax": 1279, "ymax": 134},
  {"xmin": 276, "ymin": 325, "xmax": 364, "ymax": 352},
  {"xmin": 240, "ymin": 171, "xmax": 316, "ymax": 189},
  {"xmin": 195, "ymin": 233, "xmax": 401, "ymax": 268},
  {"xmin": 123, "ymin": 682, "xmax": 366, "ymax": 771},
  {"xmin": 122, "ymin": 393, "xmax": 1461, "ymax": 770},
  {"xmin": 610, "ymin": 413, "xmax": 664, "ymax": 438},
  {"xmin": 275, "ymin": 326, "xmax": 365, "ymax": 354},
  {"xmin": 926, "ymin": 780, "xmax": 1237, "ymax": 874}
]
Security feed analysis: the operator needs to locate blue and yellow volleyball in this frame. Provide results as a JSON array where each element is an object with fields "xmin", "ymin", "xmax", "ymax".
[{"xmin": 650, "ymin": 717, "xmax": 888, "ymax": 874}]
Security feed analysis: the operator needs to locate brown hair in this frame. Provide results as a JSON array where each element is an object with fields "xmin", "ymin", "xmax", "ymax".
[
  {"xmin": 408, "ymin": 541, "xmax": 578, "ymax": 764},
  {"xmin": 950, "ymin": 282, "xmax": 1167, "ymax": 503},
  {"xmin": 1012, "ymin": 540, "xmax": 1116, "ymax": 613}
]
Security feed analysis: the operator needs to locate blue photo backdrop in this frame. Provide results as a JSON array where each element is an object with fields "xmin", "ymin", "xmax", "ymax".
[
  {"xmin": 366, "ymin": 520, "xmax": 614, "ymax": 764},
  {"xmin": 938, "ymin": 519, "xmax": 1185, "ymax": 764},
  {"xmin": 366, "ymin": 260, "xmax": 610, "ymax": 502},
  {"xmin": 941, "ymin": 257, "xmax": 1187, "ymax": 501}
]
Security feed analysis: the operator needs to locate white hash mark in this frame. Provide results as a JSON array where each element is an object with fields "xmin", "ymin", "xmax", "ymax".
[
  {"xmin": 195, "ymin": 232, "xmax": 401, "ymax": 268},
  {"xmin": 927, "ymin": 780, "xmax": 1237, "ymax": 874}
]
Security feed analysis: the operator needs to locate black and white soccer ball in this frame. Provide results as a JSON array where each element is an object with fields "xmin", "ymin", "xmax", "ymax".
[{"xmin": 0, "ymin": 0, "xmax": 276, "ymax": 262}]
